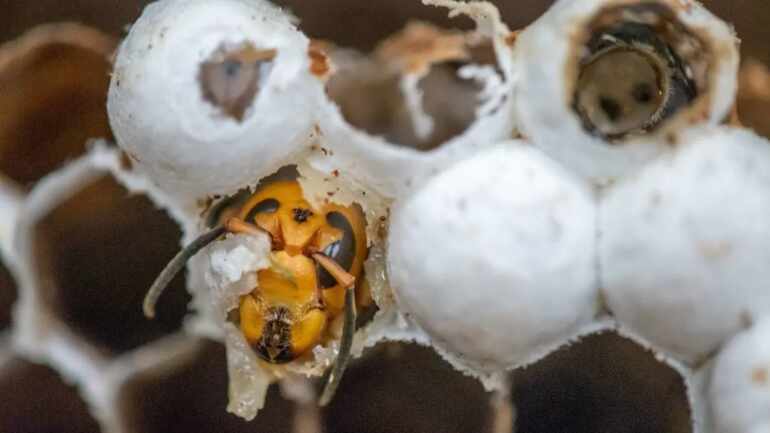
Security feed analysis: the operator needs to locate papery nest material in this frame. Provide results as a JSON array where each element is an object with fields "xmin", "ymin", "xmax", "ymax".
[{"xmin": 375, "ymin": 21, "xmax": 470, "ymax": 76}]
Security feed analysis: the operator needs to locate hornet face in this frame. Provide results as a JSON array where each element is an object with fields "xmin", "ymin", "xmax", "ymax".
[{"xmin": 144, "ymin": 177, "xmax": 369, "ymax": 404}]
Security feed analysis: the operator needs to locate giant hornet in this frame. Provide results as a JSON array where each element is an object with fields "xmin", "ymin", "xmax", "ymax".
[{"xmin": 143, "ymin": 177, "xmax": 368, "ymax": 405}]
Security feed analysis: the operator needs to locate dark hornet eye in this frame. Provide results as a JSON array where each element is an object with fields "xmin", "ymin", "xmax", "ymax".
[
  {"xmin": 316, "ymin": 211, "xmax": 356, "ymax": 289},
  {"xmin": 205, "ymin": 189, "xmax": 250, "ymax": 228},
  {"xmin": 245, "ymin": 198, "xmax": 279, "ymax": 223}
]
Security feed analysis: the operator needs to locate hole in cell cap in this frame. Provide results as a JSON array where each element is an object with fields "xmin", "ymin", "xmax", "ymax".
[
  {"xmin": 199, "ymin": 43, "xmax": 277, "ymax": 122},
  {"xmin": 571, "ymin": 3, "xmax": 709, "ymax": 141}
]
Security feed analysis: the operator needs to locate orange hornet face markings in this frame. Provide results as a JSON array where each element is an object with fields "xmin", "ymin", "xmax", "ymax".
[
  {"xmin": 143, "ymin": 178, "xmax": 369, "ymax": 404},
  {"xmin": 228, "ymin": 180, "xmax": 368, "ymax": 363}
]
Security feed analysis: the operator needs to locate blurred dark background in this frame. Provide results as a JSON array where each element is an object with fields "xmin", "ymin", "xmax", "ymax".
[{"xmin": 2, "ymin": 0, "xmax": 769, "ymax": 66}]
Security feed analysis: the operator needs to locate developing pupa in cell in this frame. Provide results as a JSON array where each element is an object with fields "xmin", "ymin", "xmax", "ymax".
[
  {"xmin": 513, "ymin": 0, "xmax": 738, "ymax": 181},
  {"xmin": 572, "ymin": 3, "xmax": 702, "ymax": 140},
  {"xmin": 144, "ymin": 172, "xmax": 371, "ymax": 406}
]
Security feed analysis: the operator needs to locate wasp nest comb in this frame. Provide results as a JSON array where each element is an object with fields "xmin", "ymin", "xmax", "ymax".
[{"xmin": 1, "ymin": 0, "xmax": 769, "ymax": 432}]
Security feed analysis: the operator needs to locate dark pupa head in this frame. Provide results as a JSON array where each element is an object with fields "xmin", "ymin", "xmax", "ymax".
[{"xmin": 570, "ymin": 2, "xmax": 714, "ymax": 141}]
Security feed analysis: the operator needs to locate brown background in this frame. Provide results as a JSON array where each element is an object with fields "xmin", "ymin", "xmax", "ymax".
[{"xmin": 2, "ymin": 0, "xmax": 769, "ymax": 66}]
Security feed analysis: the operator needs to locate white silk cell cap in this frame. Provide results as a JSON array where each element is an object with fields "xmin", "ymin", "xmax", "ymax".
[
  {"xmin": 387, "ymin": 143, "xmax": 599, "ymax": 372},
  {"xmin": 600, "ymin": 127, "xmax": 770, "ymax": 364},
  {"xmin": 108, "ymin": 0, "xmax": 325, "ymax": 203},
  {"xmin": 709, "ymin": 316, "xmax": 770, "ymax": 433}
]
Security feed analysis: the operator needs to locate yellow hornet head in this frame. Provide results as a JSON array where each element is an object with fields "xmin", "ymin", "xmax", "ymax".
[
  {"xmin": 234, "ymin": 180, "xmax": 367, "ymax": 364},
  {"xmin": 143, "ymin": 177, "xmax": 368, "ymax": 404}
]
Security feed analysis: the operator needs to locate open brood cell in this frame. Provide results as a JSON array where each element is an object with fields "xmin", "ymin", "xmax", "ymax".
[
  {"xmin": 35, "ymin": 176, "xmax": 188, "ymax": 355},
  {"xmin": 1, "ymin": 0, "xmax": 769, "ymax": 432}
]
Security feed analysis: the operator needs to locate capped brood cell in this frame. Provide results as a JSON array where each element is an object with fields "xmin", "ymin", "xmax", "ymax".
[
  {"xmin": 708, "ymin": 317, "xmax": 770, "ymax": 433},
  {"xmin": 600, "ymin": 127, "xmax": 770, "ymax": 363},
  {"xmin": 514, "ymin": 0, "xmax": 739, "ymax": 182},
  {"xmin": 108, "ymin": 0, "xmax": 326, "ymax": 205},
  {"xmin": 387, "ymin": 143, "xmax": 600, "ymax": 374}
]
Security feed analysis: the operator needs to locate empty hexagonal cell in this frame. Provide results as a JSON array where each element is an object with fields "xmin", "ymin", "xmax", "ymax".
[
  {"xmin": 120, "ymin": 340, "xmax": 294, "ymax": 433},
  {"xmin": 34, "ymin": 175, "xmax": 189, "ymax": 355},
  {"xmin": 0, "ymin": 23, "xmax": 115, "ymax": 186},
  {"xmin": 325, "ymin": 21, "xmax": 505, "ymax": 152},
  {"xmin": 0, "ymin": 260, "xmax": 17, "ymax": 330},
  {"xmin": 276, "ymin": 0, "xmax": 470, "ymax": 52},
  {"xmin": 512, "ymin": 332, "xmax": 692, "ymax": 433},
  {"xmin": 0, "ymin": 356, "xmax": 101, "ymax": 433},
  {"xmin": 323, "ymin": 342, "xmax": 490, "ymax": 433}
]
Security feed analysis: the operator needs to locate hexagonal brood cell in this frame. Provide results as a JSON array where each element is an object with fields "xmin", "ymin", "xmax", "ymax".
[
  {"xmin": 0, "ymin": 355, "xmax": 101, "ymax": 433},
  {"xmin": 600, "ymin": 127, "xmax": 770, "ymax": 364},
  {"xmin": 708, "ymin": 316, "xmax": 770, "ymax": 433},
  {"xmin": 10, "ymin": 148, "xmax": 189, "ymax": 362},
  {"xmin": 0, "ymin": 23, "xmax": 116, "ymax": 187},
  {"xmin": 323, "ymin": 342, "xmax": 492, "ymax": 433},
  {"xmin": 310, "ymin": 0, "xmax": 517, "ymax": 199},
  {"xmin": 119, "ymin": 341, "xmax": 295, "ymax": 433},
  {"xmin": 35, "ymin": 175, "xmax": 188, "ymax": 355},
  {"xmin": 513, "ymin": 0, "xmax": 739, "ymax": 183},
  {"xmin": 174, "ymin": 162, "xmax": 394, "ymax": 420},
  {"xmin": 388, "ymin": 144, "xmax": 599, "ymax": 375},
  {"xmin": 108, "ymin": 0, "xmax": 326, "ymax": 206},
  {"xmin": 512, "ymin": 332, "xmax": 692, "ymax": 433}
]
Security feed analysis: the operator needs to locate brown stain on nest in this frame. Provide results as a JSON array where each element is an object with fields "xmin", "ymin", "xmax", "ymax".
[
  {"xmin": 375, "ymin": 21, "xmax": 469, "ymax": 76},
  {"xmin": 697, "ymin": 240, "xmax": 732, "ymax": 261},
  {"xmin": 308, "ymin": 40, "xmax": 332, "ymax": 78},
  {"xmin": 505, "ymin": 30, "xmax": 521, "ymax": 47},
  {"xmin": 751, "ymin": 367, "xmax": 768, "ymax": 386}
]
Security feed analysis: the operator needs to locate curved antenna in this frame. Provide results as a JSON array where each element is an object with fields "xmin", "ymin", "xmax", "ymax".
[
  {"xmin": 143, "ymin": 226, "xmax": 226, "ymax": 318},
  {"xmin": 318, "ymin": 283, "xmax": 356, "ymax": 406}
]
